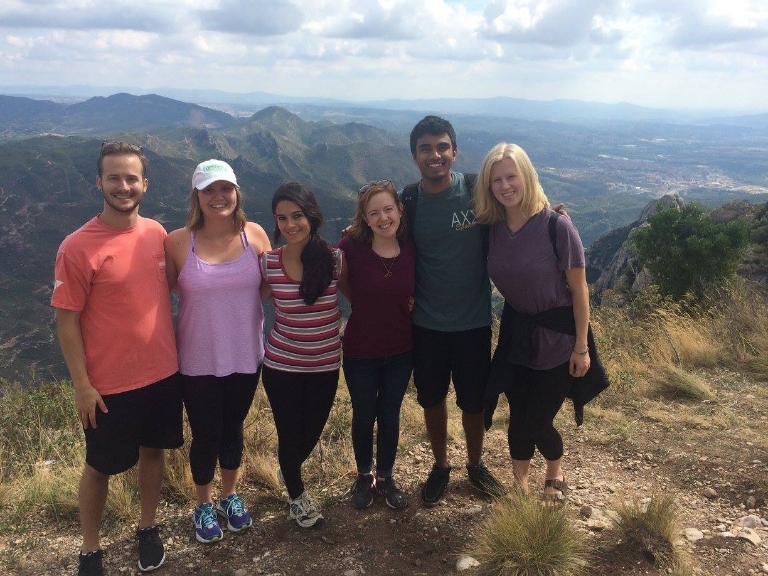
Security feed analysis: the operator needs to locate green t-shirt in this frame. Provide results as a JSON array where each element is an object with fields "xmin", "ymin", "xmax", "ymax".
[{"xmin": 410, "ymin": 173, "xmax": 492, "ymax": 331}]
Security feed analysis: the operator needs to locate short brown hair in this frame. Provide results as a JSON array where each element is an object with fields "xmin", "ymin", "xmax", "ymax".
[{"xmin": 97, "ymin": 141, "xmax": 147, "ymax": 178}]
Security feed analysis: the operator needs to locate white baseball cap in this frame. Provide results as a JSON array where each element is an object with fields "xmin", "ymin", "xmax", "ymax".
[{"xmin": 192, "ymin": 159, "xmax": 238, "ymax": 190}]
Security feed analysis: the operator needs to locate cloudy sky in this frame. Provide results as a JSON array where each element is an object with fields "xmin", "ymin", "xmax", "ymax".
[{"xmin": 1, "ymin": 0, "xmax": 767, "ymax": 111}]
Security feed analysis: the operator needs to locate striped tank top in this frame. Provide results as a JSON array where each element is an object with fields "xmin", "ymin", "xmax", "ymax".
[{"xmin": 261, "ymin": 246, "xmax": 342, "ymax": 373}]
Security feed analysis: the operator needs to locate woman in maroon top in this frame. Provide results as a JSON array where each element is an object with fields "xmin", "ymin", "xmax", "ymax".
[{"xmin": 338, "ymin": 180, "xmax": 416, "ymax": 510}]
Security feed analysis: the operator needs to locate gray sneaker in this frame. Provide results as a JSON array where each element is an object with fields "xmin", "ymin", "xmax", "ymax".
[{"xmin": 289, "ymin": 492, "xmax": 324, "ymax": 528}]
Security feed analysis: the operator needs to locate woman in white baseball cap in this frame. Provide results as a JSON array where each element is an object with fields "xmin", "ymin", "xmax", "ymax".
[{"xmin": 165, "ymin": 159, "xmax": 272, "ymax": 544}]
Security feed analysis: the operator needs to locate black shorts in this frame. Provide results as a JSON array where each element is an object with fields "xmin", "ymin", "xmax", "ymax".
[
  {"xmin": 412, "ymin": 325, "xmax": 491, "ymax": 414},
  {"xmin": 84, "ymin": 373, "xmax": 184, "ymax": 475}
]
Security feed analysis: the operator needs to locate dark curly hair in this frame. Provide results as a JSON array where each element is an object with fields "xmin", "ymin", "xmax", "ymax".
[{"xmin": 271, "ymin": 182, "xmax": 334, "ymax": 305}]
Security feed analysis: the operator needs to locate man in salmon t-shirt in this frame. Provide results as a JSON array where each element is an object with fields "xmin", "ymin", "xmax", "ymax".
[{"xmin": 51, "ymin": 142, "xmax": 181, "ymax": 576}]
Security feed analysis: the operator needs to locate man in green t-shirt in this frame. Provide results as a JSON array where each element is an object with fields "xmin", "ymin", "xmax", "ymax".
[{"xmin": 403, "ymin": 116, "xmax": 506, "ymax": 506}]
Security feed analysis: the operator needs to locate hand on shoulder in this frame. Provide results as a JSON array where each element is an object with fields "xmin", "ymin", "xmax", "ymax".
[{"xmin": 552, "ymin": 203, "xmax": 569, "ymax": 219}]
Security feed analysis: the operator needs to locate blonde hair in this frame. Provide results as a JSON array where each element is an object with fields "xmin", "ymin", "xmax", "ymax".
[
  {"xmin": 186, "ymin": 183, "xmax": 247, "ymax": 232},
  {"xmin": 473, "ymin": 142, "xmax": 549, "ymax": 225},
  {"xmin": 347, "ymin": 181, "xmax": 407, "ymax": 244}
]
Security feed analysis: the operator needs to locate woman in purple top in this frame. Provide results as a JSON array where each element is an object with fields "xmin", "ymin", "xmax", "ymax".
[
  {"xmin": 337, "ymin": 180, "xmax": 416, "ymax": 510},
  {"xmin": 474, "ymin": 143, "xmax": 591, "ymax": 504},
  {"xmin": 165, "ymin": 160, "xmax": 271, "ymax": 544}
]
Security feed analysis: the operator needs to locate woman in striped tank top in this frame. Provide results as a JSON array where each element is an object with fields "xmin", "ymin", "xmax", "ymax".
[
  {"xmin": 165, "ymin": 160, "xmax": 272, "ymax": 544},
  {"xmin": 260, "ymin": 182, "xmax": 347, "ymax": 528}
]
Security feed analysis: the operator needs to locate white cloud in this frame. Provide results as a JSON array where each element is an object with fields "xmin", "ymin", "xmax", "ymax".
[
  {"xmin": 0, "ymin": 0, "xmax": 766, "ymax": 111},
  {"xmin": 199, "ymin": 0, "xmax": 304, "ymax": 35}
]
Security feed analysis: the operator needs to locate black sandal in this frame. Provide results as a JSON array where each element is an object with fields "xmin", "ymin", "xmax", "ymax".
[{"xmin": 542, "ymin": 477, "xmax": 568, "ymax": 506}]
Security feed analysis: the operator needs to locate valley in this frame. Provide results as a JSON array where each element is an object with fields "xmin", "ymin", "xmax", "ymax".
[{"xmin": 0, "ymin": 92, "xmax": 766, "ymax": 381}]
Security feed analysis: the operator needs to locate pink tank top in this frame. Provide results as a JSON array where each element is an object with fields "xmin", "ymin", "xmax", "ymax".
[{"xmin": 176, "ymin": 230, "xmax": 264, "ymax": 376}]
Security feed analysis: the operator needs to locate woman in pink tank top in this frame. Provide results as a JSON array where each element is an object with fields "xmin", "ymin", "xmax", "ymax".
[{"xmin": 165, "ymin": 160, "xmax": 271, "ymax": 545}]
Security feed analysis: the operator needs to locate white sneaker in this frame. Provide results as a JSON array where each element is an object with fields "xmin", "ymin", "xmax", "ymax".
[{"xmin": 288, "ymin": 492, "xmax": 324, "ymax": 528}]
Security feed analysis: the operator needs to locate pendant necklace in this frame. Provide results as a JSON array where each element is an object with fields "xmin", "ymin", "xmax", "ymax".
[
  {"xmin": 375, "ymin": 245, "xmax": 400, "ymax": 278},
  {"xmin": 380, "ymin": 254, "xmax": 397, "ymax": 277}
]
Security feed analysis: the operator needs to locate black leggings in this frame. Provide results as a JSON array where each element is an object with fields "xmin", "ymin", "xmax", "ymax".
[
  {"xmin": 505, "ymin": 361, "xmax": 572, "ymax": 462},
  {"xmin": 181, "ymin": 371, "xmax": 259, "ymax": 486},
  {"xmin": 261, "ymin": 366, "xmax": 339, "ymax": 500}
]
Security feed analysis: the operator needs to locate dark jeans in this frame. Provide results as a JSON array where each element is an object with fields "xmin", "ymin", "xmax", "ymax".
[
  {"xmin": 504, "ymin": 361, "xmax": 572, "ymax": 461},
  {"xmin": 343, "ymin": 351, "xmax": 413, "ymax": 478},
  {"xmin": 181, "ymin": 371, "xmax": 259, "ymax": 486},
  {"xmin": 261, "ymin": 366, "xmax": 339, "ymax": 500}
]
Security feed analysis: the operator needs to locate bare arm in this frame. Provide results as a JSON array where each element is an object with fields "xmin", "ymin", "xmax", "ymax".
[
  {"xmin": 164, "ymin": 229, "xmax": 189, "ymax": 292},
  {"xmin": 337, "ymin": 249, "xmax": 351, "ymax": 302},
  {"xmin": 565, "ymin": 266, "xmax": 590, "ymax": 378},
  {"xmin": 245, "ymin": 222, "xmax": 272, "ymax": 254},
  {"xmin": 55, "ymin": 308, "xmax": 107, "ymax": 428},
  {"xmin": 258, "ymin": 249, "xmax": 274, "ymax": 301}
]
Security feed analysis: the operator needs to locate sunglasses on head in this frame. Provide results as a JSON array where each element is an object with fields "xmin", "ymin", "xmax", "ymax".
[{"xmin": 358, "ymin": 180, "xmax": 394, "ymax": 195}]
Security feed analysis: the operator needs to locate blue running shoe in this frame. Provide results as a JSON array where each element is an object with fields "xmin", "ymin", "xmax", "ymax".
[
  {"xmin": 217, "ymin": 493, "xmax": 252, "ymax": 532},
  {"xmin": 193, "ymin": 502, "xmax": 223, "ymax": 544}
]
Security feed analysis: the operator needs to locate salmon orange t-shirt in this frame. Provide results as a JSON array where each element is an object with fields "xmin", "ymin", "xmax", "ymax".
[{"xmin": 51, "ymin": 216, "xmax": 178, "ymax": 395}]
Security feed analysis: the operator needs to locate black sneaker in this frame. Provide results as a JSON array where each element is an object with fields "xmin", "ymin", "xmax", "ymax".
[
  {"xmin": 467, "ymin": 461, "xmax": 506, "ymax": 498},
  {"xmin": 78, "ymin": 549, "xmax": 104, "ymax": 576},
  {"xmin": 351, "ymin": 473, "xmax": 375, "ymax": 509},
  {"xmin": 421, "ymin": 464, "xmax": 451, "ymax": 507},
  {"xmin": 376, "ymin": 476, "xmax": 408, "ymax": 510},
  {"xmin": 136, "ymin": 525, "xmax": 165, "ymax": 572}
]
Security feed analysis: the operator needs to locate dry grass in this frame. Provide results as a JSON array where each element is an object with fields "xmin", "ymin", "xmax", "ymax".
[
  {"xmin": 241, "ymin": 388, "xmax": 280, "ymax": 491},
  {"xmin": 612, "ymin": 494, "xmax": 690, "ymax": 574},
  {"xmin": 164, "ymin": 445, "xmax": 195, "ymax": 503},
  {"xmin": 579, "ymin": 405, "xmax": 639, "ymax": 446},
  {"xmin": 704, "ymin": 282, "xmax": 768, "ymax": 365},
  {"xmin": 9, "ymin": 460, "xmax": 80, "ymax": 521},
  {"xmin": 1, "ymin": 280, "xmax": 766, "ymax": 570},
  {"xmin": 593, "ymin": 282, "xmax": 768, "ymax": 415},
  {"xmin": 652, "ymin": 365, "xmax": 714, "ymax": 400},
  {"xmin": 471, "ymin": 489, "xmax": 589, "ymax": 576}
]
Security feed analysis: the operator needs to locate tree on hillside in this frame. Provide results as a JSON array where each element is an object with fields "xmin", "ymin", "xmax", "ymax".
[
  {"xmin": 750, "ymin": 203, "xmax": 768, "ymax": 249},
  {"xmin": 632, "ymin": 203, "xmax": 749, "ymax": 300}
]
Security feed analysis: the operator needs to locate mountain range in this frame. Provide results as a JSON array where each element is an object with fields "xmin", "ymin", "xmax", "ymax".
[{"xmin": 0, "ymin": 91, "xmax": 766, "ymax": 381}]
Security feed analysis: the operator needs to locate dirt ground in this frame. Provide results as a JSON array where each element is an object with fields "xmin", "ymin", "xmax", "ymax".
[{"xmin": 2, "ymin": 367, "xmax": 766, "ymax": 575}]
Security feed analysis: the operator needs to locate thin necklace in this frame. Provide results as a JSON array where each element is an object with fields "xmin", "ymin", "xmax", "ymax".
[{"xmin": 379, "ymin": 254, "xmax": 397, "ymax": 277}]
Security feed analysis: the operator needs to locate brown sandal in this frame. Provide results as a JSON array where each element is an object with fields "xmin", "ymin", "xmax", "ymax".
[{"xmin": 542, "ymin": 477, "xmax": 568, "ymax": 506}]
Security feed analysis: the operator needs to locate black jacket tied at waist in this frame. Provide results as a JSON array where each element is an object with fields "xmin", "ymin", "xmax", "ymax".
[{"xmin": 485, "ymin": 301, "xmax": 610, "ymax": 427}]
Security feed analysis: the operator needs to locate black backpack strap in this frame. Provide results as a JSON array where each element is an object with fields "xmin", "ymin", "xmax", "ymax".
[
  {"xmin": 548, "ymin": 211, "xmax": 560, "ymax": 263},
  {"xmin": 464, "ymin": 173, "xmax": 477, "ymax": 194},
  {"xmin": 401, "ymin": 182, "xmax": 419, "ymax": 236},
  {"xmin": 463, "ymin": 173, "xmax": 489, "ymax": 258}
]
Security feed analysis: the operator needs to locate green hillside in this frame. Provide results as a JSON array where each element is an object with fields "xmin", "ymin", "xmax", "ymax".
[{"xmin": 1, "ymin": 94, "xmax": 767, "ymax": 379}]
